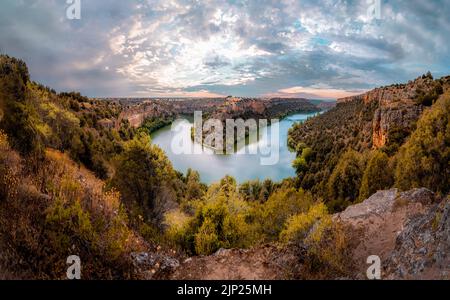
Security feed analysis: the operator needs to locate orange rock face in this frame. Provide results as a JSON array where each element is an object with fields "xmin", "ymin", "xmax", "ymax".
[{"xmin": 338, "ymin": 76, "xmax": 434, "ymax": 149}]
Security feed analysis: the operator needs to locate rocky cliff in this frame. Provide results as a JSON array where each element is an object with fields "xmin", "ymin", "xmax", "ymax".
[
  {"xmin": 116, "ymin": 100, "xmax": 178, "ymax": 128},
  {"xmin": 336, "ymin": 188, "xmax": 448, "ymax": 279},
  {"xmin": 337, "ymin": 75, "xmax": 447, "ymax": 148}
]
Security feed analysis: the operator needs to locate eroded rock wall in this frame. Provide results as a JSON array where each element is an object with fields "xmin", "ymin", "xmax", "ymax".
[{"xmin": 338, "ymin": 76, "xmax": 436, "ymax": 148}]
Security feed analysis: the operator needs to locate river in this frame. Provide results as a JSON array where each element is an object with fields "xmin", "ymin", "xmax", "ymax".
[{"xmin": 151, "ymin": 112, "xmax": 319, "ymax": 184}]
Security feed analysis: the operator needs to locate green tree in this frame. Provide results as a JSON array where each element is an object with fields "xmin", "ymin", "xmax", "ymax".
[
  {"xmin": 359, "ymin": 150, "xmax": 393, "ymax": 201},
  {"xmin": 184, "ymin": 168, "xmax": 205, "ymax": 201},
  {"xmin": 293, "ymin": 147, "xmax": 313, "ymax": 174},
  {"xmin": 327, "ymin": 150, "xmax": 364, "ymax": 212},
  {"xmin": 0, "ymin": 55, "xmax": 42, "ymax": 154},
  {"xmin": 395, "ymin": 92, "xmax": 450, "ymax": 194},
  {"xmin": 111, "ymin": 132, "xmax": 177, "ymax": 225}
]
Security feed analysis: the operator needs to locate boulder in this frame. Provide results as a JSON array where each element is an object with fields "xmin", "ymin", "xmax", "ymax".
[{"xmin": 385, "ymin": 197, "xmax": 449, "ymax": 279}]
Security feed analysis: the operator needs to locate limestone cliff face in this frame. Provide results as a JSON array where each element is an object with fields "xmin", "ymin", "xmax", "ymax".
[
  {"xmin": 211, "ymin": 97, "xmax": 317, "ymax": 120},
  {"xmin": 338, "ymin": 76, "xmax": 435, "ymax": 148},
  {"xmin": 118, "ymin": 106, "xmax": 149, "ymax": 128},
  {"xmin": 372, "ymin": 105, "xmax": 423, "ymax": 148}
]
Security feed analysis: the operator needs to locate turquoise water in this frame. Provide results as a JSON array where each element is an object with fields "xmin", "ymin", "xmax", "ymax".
[{"xmin": 151, "ymin": 112, "xmax": 318, "ymax": 184}]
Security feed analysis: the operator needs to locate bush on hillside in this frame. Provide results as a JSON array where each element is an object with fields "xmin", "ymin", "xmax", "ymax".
[
  {"xmin": 359, "ymin": 150, "xmax": 394, "ymax": 201},
  {"xmin": 327, "ymin": 150, "xmax": 364, "ymax": 212},
  {"xmin": 395, "ymin": 92, "xmax": 450, "ymax": 195}
]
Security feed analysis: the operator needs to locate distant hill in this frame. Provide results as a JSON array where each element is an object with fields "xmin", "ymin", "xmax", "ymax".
[{"xmin": 309, "ymin": 99, "xmax": 337, "ymax": 110}]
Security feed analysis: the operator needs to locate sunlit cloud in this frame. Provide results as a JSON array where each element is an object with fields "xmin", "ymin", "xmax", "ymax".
[
  {"xmin": 134, "ymin": 89, "xmax": 225, "ymax": 98},
  {"xmin": 0, "ymin": 0, "xmax": 449, "ymax": 98},
  {"xmin": 268, "ymin": 85, "xmax": 366, "ymax": 100}
]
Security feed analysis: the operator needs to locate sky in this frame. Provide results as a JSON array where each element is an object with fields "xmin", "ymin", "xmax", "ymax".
[{"xmin": 0, "ymin": 0, "xmax": 449, "ymax": 99}]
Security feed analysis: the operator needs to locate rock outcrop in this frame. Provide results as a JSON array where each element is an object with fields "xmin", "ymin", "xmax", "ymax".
[
  {"xmin": 208, "ymin": 97, "xmax": 317, "ymax": 121},
  {"xmin": 372, "ymin": 105, "xmax": 423, "ymax": 148},
  {"xmin": 117, "ymin": 100, "xmax": 177, "ymax": 128},
  {"xmin": 169, "ymin": 245, "xmax": 297, "ymax": 280},
  {"xmin": 337, "ymin": 188, "xmax": 448, "ymax": 280},
  {"xmin": 132, "ymin": 251, "xmax": 180, "ymax": 280},
  {"xmin": 338, "ymin": 76, "xmax": 438, "ymax": 148},
  {"xmin": 385, "ymin": 196, "xmax": 449, "ymax": 279}
]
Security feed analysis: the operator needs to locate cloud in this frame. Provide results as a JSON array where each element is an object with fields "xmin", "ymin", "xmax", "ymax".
[
  {"xmin": 0, "ymin": 0, "xmax": 449, "ymax": 98},
  {"xmin": 134, "ymin": 89, "xmax": 225, "ymax": 98},
  {"xmin": 268, "ymin": 85, "xmax": 366, "ymax": 100}
]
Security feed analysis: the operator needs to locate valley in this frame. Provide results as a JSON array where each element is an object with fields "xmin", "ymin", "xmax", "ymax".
[
  {"xmin": 0, "ymin": 55, "xmax": 448, "ymax": 280},
  {"xmin": 101, "ymin": 96, "xmax": 321, "ymax": 130}
]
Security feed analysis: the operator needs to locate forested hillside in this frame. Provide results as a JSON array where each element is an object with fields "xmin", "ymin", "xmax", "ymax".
[{"xmin": 288, "ymin": 74, "xmax": 450, "ymax": 211}]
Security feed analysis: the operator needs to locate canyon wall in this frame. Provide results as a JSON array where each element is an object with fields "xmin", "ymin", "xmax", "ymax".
[
  {"xmin": 115, "ymin": 97, "xmax": 319, "ymax": 129},
  {"xmin": 337, "ymin": 76, "xmax": 438, "ymax": 148}
]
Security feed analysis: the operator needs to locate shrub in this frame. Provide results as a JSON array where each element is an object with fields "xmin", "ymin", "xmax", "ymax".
[
  {"xmin": 280, "ymin": 202, "xmax": 329, "ymax": 244},
  {"xmin": 327, "ymin": 150, "xmax": 364, "ymax": 212},
  {"xmin": 0, "ymin": 131, "xmax": 20, "ymax": 201},
  {"xmin": 301, "ymin": 221, "xmax": 356, "ymax": 279},
  {"xmin": 194, "ymin": 218, "xmax": 220, "ymax": 255},
  {"xmin": 280, "ymin": 202, "xmax": 356, "ymax": 279},
  {"xmin": 110, "ymin": 132, "xmax": 178, "ymax": 226},
  {"xmin": 180, "ymin": 177, "xmax": 255, "ymax": 255},
  {"xmin": 358, "ymin": 150, "xmax": 393, "ymax": 201},
  {"xmin": 184, "ymin": 168, "xmax": 206, "ymax": 202},
  {"xmin": 256, "ymin": 188, "xmax": 314, "ymax": 240}
]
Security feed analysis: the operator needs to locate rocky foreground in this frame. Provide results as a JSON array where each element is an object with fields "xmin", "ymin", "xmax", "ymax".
[
  {"xmin": 337, "ymin": 188, "xmax": 449, "ymax": 279},
  {"xmin": 134, "ymin": 188, "xmax": 449, "ymax": 280}
]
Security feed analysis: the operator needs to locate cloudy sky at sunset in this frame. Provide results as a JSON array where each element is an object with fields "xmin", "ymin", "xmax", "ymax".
[{"xmin": 1, "ymin": 0, "xmax": 449, "ymax": 99}]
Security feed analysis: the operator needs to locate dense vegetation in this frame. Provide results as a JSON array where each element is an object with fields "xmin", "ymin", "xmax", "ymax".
[
  {"xmin": 288, "ymin": 74, "xmax": 449, "ymax": 212},
  {"xmin": 395, "ymin": 92, "xmax": 450, "ymax": 193},
  {"xmin": 139, "ymin": 115, "xmax": 176, "ymax": 134},
  {"xmin": 288, "ymin": 98, "xmax": 377, "ymax": 210}
]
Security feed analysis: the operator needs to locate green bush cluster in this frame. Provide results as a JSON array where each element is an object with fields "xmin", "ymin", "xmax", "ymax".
[
  {"xmin": 288, "ymin": 99, "xmax": 378, "ymax": 200},
  {"xmin": 415, "ymin": 81, "xmax": 444, "ymax": 106},
  {"xmin": 110, "ymin": 132, "xmax": 181, "ymax": 226},
  {"xmin": 175, "ymin": 176, "xmax": 254, "ymax": 255},
  {"xmin": 395, "ymin": 91, "xmax": 450, "ymax": 194},
  {"xmin": 359, "ymin": 150, "xmax": 393, "ymax": 201}
]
